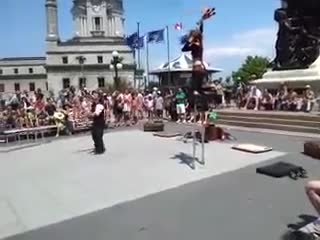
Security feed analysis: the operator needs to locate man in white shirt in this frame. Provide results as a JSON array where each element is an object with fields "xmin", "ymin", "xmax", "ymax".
[
  {"xmin": 90, "ymin": 92, "xmax": 105, "ymax": 154},
  {"xmin": 243, "ymin": 85, "xmax": 262, "ymax": 110}
]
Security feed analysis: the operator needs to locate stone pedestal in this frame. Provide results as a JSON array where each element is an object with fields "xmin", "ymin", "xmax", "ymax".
[{"xmin": 253, "ymin": 56, "xmax": 320, "ymax": 92}]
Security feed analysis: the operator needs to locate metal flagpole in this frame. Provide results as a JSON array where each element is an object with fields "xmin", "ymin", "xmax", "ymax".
[
  {"xmin": 133, "ymin": 47, "xmax": 137, "ymax": 89},
  {"xmin": 137, "ymin": 22, "xmax": 141, "ymax": 69},
  {"xmin": 166, "ymin": 25, "xmax": 171, "ymax": 86},
  {"xmin": 145, "ymin": 36, "xmax": 150, "ymax": 88}
]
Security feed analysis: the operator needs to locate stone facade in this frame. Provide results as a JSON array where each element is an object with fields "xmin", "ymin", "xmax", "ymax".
[
  {"xmin": 46, "ymin": 0, "xmax": 134, "ymax": 96},
  {"xmin": 0, "ymin": 0, "xmax": 134, "ymax": 98},
  {"xmin": 0, "ymin": 57, "xmax": 47, "ymax": 98}
]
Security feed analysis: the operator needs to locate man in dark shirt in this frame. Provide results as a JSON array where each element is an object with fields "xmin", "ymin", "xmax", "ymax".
[
  {"xmin": 45, "ymin": 98, "xmax": 56, "ymax": 117},
  {"xmin": 90, "ymin": 92, "xmax": 105, "ymax": 154}
]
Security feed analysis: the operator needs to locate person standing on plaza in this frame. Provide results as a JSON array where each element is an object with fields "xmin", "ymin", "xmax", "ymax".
[
  {"xmin": 175, "ymin": 88, "xmax": 187, "ymax": 123},
  {"xmin": 155, "ymin": 91, "xmax": 164, "ymax": 118},
  {"xmin": 90, "ymin": 91, "xmax": 105, "ymax": 154}
]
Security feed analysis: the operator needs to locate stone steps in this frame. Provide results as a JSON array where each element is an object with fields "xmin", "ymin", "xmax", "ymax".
[
  {"xmin": 219, "ymin": 115, "xmax": 320, "ymax": 128},
  {"xmin": 215, "ymin": 110, "xmax": 320, "ymax": 134},
  {"xmin": 215, "ymin": 110, "xmax": 320, "ymax": 121}
]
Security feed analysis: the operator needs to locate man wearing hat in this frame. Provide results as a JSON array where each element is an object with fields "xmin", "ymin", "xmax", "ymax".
[
  {"xmin": 90, "ymin": 91, "xmax": 106, "ymax": 154},
  {"xmin": 304, "ymin": 85, "xmax": 315, "ymax": 112}
]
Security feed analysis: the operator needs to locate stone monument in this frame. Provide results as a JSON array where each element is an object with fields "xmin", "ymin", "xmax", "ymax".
[{"xmin": 254, "ymin": 0, "xmax": 320, "ymax": 91}]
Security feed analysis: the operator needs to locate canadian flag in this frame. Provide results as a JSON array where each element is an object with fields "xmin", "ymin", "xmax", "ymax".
[{"xmin": 174, "ymin": 22, "xmax": 182, "ymax": 30}]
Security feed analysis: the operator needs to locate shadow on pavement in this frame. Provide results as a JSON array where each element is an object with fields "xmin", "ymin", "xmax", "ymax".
[{"xmin": 171, "ymin": 152, "xmax": 205, "ymax": 170}]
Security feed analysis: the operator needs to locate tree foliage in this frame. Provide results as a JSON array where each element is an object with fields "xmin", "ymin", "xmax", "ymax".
[{"xmin": 232, "ymin": 55, "xmax": 270, "ymax": 83}]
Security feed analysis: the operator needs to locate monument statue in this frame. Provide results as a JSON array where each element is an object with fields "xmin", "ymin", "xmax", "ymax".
[{"xmin": 271, "ymin": 0, "xmax": 320, "ymax": 70}]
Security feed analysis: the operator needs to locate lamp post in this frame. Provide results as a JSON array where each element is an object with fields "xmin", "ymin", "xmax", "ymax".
[
  {"xmin": 76, "ymin": 56, "xmax": 86, "ymax": 89},
  {"xmin": 109, "ymin": 50, "xmax": 123, "ymax": 90}
]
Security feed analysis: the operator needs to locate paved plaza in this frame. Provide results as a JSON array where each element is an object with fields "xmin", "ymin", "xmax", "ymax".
[{"xmin": 0, "ymin": 124, "xmax": 320, "ymax": 240}]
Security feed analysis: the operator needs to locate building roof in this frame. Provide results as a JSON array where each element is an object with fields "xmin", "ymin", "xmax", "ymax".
[
  {"xmin": 0, "ymin": 57, "xmax": 45, "ymax": 61},
  {"xmin": 150, "ymin": 54, "xmax": 222, "ymax": 74},
  {"xmin": 0, "ymin": 57, "xmax": 46, "ymax": 66}
]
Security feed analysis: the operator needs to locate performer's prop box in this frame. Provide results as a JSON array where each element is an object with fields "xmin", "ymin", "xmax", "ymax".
[
  {"xmin": 232, "ymin": 144, "xmax": 272, "ymax": 154},
  {"xmin": 304, "ymin": 141, "xmax": 320, "ymax": 159},
  {"xmin": 143, "ymin": 120, "xmax": 164, "ymax": 132}
]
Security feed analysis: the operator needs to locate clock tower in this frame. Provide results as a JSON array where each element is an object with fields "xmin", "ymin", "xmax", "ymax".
[{"xmin": 71, "ymin": 0, "xmax": 125, "ymax": 38}]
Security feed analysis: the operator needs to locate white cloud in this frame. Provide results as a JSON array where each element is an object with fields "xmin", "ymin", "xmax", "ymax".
[{"xmin": 205, "ymin": 27, "xmax": 277, "ymax": 61}]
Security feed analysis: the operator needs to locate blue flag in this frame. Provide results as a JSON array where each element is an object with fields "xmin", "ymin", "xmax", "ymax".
[
  {"xmin": 137, "ymin": 36, "xmax": 144, "ymax": 48},
  {"xmin": 147, "ymin": 29, "xmax": 165, "ymax": 43},
  {"xmin": 126, "ymin": 32, "xmax": 144, "ymax": 49}
]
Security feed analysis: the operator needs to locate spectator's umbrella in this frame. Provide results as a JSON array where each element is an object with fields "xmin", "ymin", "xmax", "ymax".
[{"xmin": 53, "ymin": 112, "xmax": 65, "ymax": 121}]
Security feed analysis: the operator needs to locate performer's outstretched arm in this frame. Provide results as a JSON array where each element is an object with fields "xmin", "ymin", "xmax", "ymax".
[{"xmin": 198, "ymin": 19, "xmax": 203, "ymax": 34}]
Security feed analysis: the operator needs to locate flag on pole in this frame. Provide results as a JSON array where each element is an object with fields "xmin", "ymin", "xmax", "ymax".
[
  {"xmin": 174, "ymin": 22, "xmax": 182, "ymax": 30},
  {"xmin": 146, "ymin": 29, "xmax": 165, "ymax": 43},
  {"xmin": 137, "ymin": 36, "xmax": 144, "ymax": 48},
  {"xmin": 126, "ymin": 32, "xmax": 144, "ymax": 49}
]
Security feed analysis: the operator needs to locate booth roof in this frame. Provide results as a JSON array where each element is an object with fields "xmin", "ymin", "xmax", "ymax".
[{"xmin": 149, "ymin": 54, "xmax": 222, "ymax": 74}]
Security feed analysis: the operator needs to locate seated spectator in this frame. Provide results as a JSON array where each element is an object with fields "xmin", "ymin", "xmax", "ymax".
[
  {"xmin": 53, "ymin": 111, "xmax": 66, "ymax": 137},
  {"xmin": 17, "ymin": 109, "xmax": 28, "ymax": 128},
  {"xmin": 287, "ymin": 89, "xmax": 298, "ymax": 111},
  {"xmin": 302, "ymin": 85, "xmax": 315, "ymax": 112},
  {"xmin": 275, "ymin": 88, "xmax": 288, "ymax": 110},
  {"xmin": 243, "ymin": 85, "xmax": 262, "ymax": 110},
  {"xmin": 26, "ymin": 107, "xmax": 38, "ymax": 128},
  {"xmin": 261, "ymin": 89, "xmax": 274, "ymax": 110}
]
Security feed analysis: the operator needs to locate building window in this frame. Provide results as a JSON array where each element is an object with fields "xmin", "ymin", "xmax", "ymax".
[
  {"xmin": 0, "ymin": 69, "xmax": 2, "ymax": 75},
  {"xmin": 14, "ymin": 83, "xmax": 20, "ymax": 91},
  {"xmin": 29, "ymin": 82, "xmax": 35, "ymax": 91},
  {"xmin": 14, "ymin": 68, "xmax": 19, "ymax": 74},
  {"xmin": 98, "ymin": 77, "xmax": 105, "ymax": 88},
  {"xmin": 45, "ymin": 82, "xmax": 48, "ymax": 91},
  {"xmin": 94, "ymin": 17, "xmax": 102, "ymax": 31},
  {"xmin": 62, "ymin": 78, "xmax": 70, "ymax": 89},
  {"xmin": 97, "ymin": 56, "xmax": 103, "ymax": 63},
  {"xmin": 28, "ymin": 68, "xmax": 33, "ymax": 74},
  {"xmin": 62, "ymin": 56, "xmax": 68, "ymax": 64},
  {"xmin": 0, "ymin": 84, "xmax": 4, "ymax": 92},
  {"xmin": 79, "ymin": 77, "xmax": 86, "ymax": 88}
]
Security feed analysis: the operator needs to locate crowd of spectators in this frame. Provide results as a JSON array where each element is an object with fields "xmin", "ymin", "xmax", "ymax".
[
  {"xmin": 0, "ymin": 80, "xmax": 318, "ymax": 139},
  {"xmin": 237, "ymin": 83, "xmax": 316, "ymax": 112}
]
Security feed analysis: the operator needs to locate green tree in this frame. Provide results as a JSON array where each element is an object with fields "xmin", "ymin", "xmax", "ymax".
[{"xmin": 232, "ymin": 55, "xmax": 270, "ymax": 83}]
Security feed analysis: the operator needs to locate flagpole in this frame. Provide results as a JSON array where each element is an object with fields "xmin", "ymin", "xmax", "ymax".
[
  {"xmin": 133, "ymin": 47, "xmax": 137, "ymax": 88},
  {"xmin": 137, "ymin": 22, "xmax": 141, "ymax": 69},
  {"xmin": 145, "ymin": 37, "xmax": 150, "ymax": 89},
  {"xmin": 166, "ymin": 25, "xmax": 171, "ymax": 86}
]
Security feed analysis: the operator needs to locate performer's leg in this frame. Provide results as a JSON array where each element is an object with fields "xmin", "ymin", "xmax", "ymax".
[
  {"xmin": 91, "ymin": 127, "xmax": 97, "ymax": 151},
  {"xmin": 95, "ymin": 127, "xmax": 105, "ymax": 154}
]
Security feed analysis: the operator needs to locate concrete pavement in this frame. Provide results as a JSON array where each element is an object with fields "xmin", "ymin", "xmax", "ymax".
[{"xmin": 0, "ymin": 126, "xmax": 319, "ymax": 240}]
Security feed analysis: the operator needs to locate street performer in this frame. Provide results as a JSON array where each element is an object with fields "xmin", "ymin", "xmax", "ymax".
[
  {"xmin": 90, "ymin": 91, "xmax": 106, "ymax": 154},
  {"xmin": 181, "ymin": 7, "xmax": 215, "ymax": 124}
]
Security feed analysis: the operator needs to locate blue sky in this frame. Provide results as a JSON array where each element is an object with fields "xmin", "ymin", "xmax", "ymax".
[{"xmin": 0, "ymin": 0, "xmax": 279, "ymax": 76}]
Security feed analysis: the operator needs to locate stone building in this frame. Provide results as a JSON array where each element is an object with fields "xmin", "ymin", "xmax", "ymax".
[
  {"xmin": 0, "ymin": 57, "xmax": 47, "ymax": 97},
  {"xmin": 0, "ymin": 0, "xmax": 134, "ymax": 98}
]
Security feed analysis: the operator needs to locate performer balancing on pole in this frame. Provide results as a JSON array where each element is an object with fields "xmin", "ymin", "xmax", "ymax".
[
  {"xmin": 181, "ymin": 7, "xmax": 215, "ymax": 124},
  {"xmin": 90, "ymin": 91, "xmax": 106, "ymax": 154}
]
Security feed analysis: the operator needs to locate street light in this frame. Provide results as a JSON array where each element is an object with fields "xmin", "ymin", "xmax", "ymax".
[
  {"xmin": 109, "ymin": 50, "xmax": 123, "ymax": 89},
  {"xmin": 76, "ymin": 56, "xmax": 86, "ymax": 89}
]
